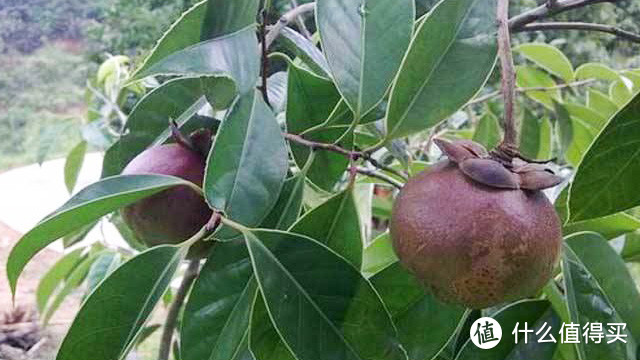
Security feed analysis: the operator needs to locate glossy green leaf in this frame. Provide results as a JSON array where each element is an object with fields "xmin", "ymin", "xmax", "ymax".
[
  {"xmin": 102, "ymin": 77, "xmax": 208, "ymax": 177},
  {"xmin": 290, "ymin": 188, "xmax": 363, "ymax": 268},
  {"xmin": 565, "ymin": 103, "xmax": 607, "ymax": 130},
  {"xmin": 515, "ymin": 43, "xmax": 574, "ymax": 82},
  {"xmin": 563, "ymin": 233, "xmax": 639, "ymax": 359},
  {"xmin": 386, "ymin": 0, "xmax": 497, "ymax": 139},
  {"xmin": 244, "ymin": 229, "xmax": 404, "ymax": 360},
  {"xmin": 133, "ymin": 0, "xmax": 257, "ymax": 81},
  {"xmin": 610, "ymin": 80, "xmax": 633, "ymax": 107},
  {"xmin": 132, "ymin": 1, "xmax": 207, "ymax": 78},
  {"xmin": 204, "ymin": 76, "xmax": 238, "ymax": 111},
  {"xmin": 362, "ymin": 232, "xmax": 397, "ymax": 277},
  {"xmin": 62, "ymin": 221, "xmax": 97, "ymax": 248},
  {"xmin": 575, "ymin": 63, "xmax": 620, "ymax": 81},
  {"xmin": 317, "ymin": 0, "xmax": 414, "ymax": 119},
  {"xmin": 565, "ymin": 232, "xmax": 640, "ymax": 341},
  {"xmin": 266, "ymin": 71, "xmax": 288, "ymax": 114},
  {"xmin": 86, "ymin": 251, "xmax": 121, "ymax": 294},
  {"xmin": 554, "ymin": 101, "xmax": 574, "ymax": 159},
  {"xmin": 563, "ymin": 213, "xmax": 640, "ymax": 239},
  {"xmin": 7, "ymin": 174, "xmax": 193, "ymax": 295},
  {"xmin": 56, "ymin": 246, "xmax": 184, "ymax": 360},
  {"xmin": 286, "ymin": 64, "xmax": 341, "ymax": 134},
  {"xmin": 132, "ymin": 27, "xmax": 260, "ymax": 94},
  {"xmin": 538, "ymin": 117, "xmax": 553, "ymax": 159},
  {"xmin": 372, "ymin": 262, "xmax": 467, "ymax": 360},
  {"xmin": 587, "ymin": 89, "xmax": 618, "ymax": 119},
  {"xmin": 43, "ymin": 251, "xmax": 101, "ymax": 324},
  {"xmin": 567, "ymin": 113, "xmax": 599, "ymax": 167},
  {"xmin": 290, "ymin": 127, "xmax": 353, "ymax": 191},
  {"xmin": 260, "ymin": 173, "xmax": 305, "ymax": 231},
  {"xmin": 518, "ymin": 66, "xmax": 561, "ymax": 109},
  {"xmin": 622, "ymin": 233, "xmax": 640, "ymax": 262},
  {"xmin": 280, "ymin": 27, "xmax": 330, "ymax": 77},
  {"xmin": 569, "ymin": 92, "xmax": 640, "ymax": 221},
  {"xmin": 200, "ymin": 0, "xmax": 259, "ymax": 40},
  {"xmin": 64, "ymin": 141, "xmax": 87, "ymax": 193},
  {"xmin": 249, "ymin": 293, "xmax": 296, "ymax": 360},
  {"xmin": 36, "ymin": 248, "xmax": 85, "ymax": 313},
  {"xmin": 473, "ymin": 112, "xmax": 501, "ymax": 150},
  {"xmin": 205, "ymin": 90, "xmax": 288, "ymax": 227},
  {"xmin": 457, "ymin": 300, "xmax": 559, "ymax": 360},
  {"xmin": 519, "ymin": 109, "xmax": 541, "ymax": 159},
  {"xmin": 182, "ymin": 239, "xmax": 257, "ymax": 360}
]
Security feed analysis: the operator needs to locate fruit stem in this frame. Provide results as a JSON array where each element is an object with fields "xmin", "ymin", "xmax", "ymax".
[
  {"xmin": 496, "ymin": 0, "xmax": 520, "ymax": 154},
  {"xmin": 158, "ymin": 259, "xmax": 200, "ymax": 360},
  {"xmin": 170, "ymin": 120, "xmax": 197, "ymax": 152}
]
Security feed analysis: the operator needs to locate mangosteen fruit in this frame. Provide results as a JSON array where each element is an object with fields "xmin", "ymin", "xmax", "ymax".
[
  {"xmin": 121, "ymin": 128, "xmax": 213, "ymax": 259},
  {"xmin": 390, "ymin": 139, "xmax": 563, "ymax": 309}
]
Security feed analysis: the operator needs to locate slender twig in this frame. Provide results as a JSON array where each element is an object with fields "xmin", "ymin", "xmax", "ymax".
[
  {"xmin": 515, "ymin": 22, "xmax": 640, "ymax": 43},
  {"xmin": 351, "ymin": 167, "xmax": 403, "ymax": 189},
  {"xmin": 158, "ymin": 260, "xmax": 201, "ymax": 360},
  {"xmin": 290, "ymin": 0, "xmax": 313, "ymax": 39},
  {"xmin": 509, "ymin": 0, "xmax": 615, "ymax": 30},
  {"xmin": 497, "ymin": 0, "xmax": 518, "ymax": 150},
  {"xmin": 265, "ymin": 2, "xmax": 316, "ymax": 48},
  {"xmin": 467, "ymin": 79, "xmax": 597, "ymax": 106},
  {"xmin": 284, "ymin": 133, "xmax": 409, "ymax": 180},
  {"xmin": 259, "ymin": 9, "xmax": 271, "ymax": 106}
]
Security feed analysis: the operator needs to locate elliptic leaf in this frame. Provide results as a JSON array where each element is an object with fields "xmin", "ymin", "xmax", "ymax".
[
  {"xmin": 36, "ymin": 248, "xmax": 85, "ymax": 313},
  {"xmin": 64, "ymin": 141, "xmax": 88, "ymax": 193},
  {"xmin": 565, "ymin": 232, "xmax": 640, "ymax": 341},
  {"xmin": 260, "ymin": 173, "xmax": 305, "ymax": 231},
  {"xmin": 457, "ymin": 300, "xmax": 560, "ymax": 360},
  {"xmin": 204, "ymin": 90, "xmax": 288, "ymax": 227},
  {"xmin": 132, "ymin": 27, "xmax": 260, "ymax": 94},
  {"xmin": 244, "ymin": 229, "xmax": 404, "ymax": 360},
  {"xmin": 56, "ymin": 246, "xmax": 184, "ymax": 360},
  {"xmin": 286, "ymin": 64, "xmax": 341, "ymax": 134},
  {"xmin": 563, "ymin": 213, "xmax": 640, "ymax": 239},
  {"xmin": 575, "ymin": 63, "xmax": 620, "ymax": 82},
  {"xmin": 515, "ymin": 43, "xmax": 574, "ymax": 82},
  {"xmin": 249, "ymin": 293, "xmax": 296, "ymax": 360},
  {"xmin": 200, "ymin": 0, "xmax": 259, "ymax": 40},
  {"xmin": 569, "ymin": 92, "xmax": 640, "ymax": 221},
  {"xmin": 563, "ymin": 233, "xmax": 639, "ymax": 359},
  {"xmin": 7, "ymin": 174, "xmax": 194, "ymax": 295},
  {"xmin": 182, "ymin": 240, "xmax": 257, "ymax": 360},
  {"xmin": 372, "ymin": 262, "xmax": 467, "ymax": 360},
  {"xmin": 317, "ymin": 0, "xmax": 414, "ymax": 119},
  {"xmin": 362, "ymin": 232, "xmax": 397, "ymax": 277},
  {"xmin": 517, "ymin": 66, "xmax": 561, "ymax": 109},
  {"xmin": 587, "ymin": 89, "xmax": 618, "ymax": 119},
  {"xmin": 280, "ymin": 27, "xmax": 331, "ymax": 77},
  {"xmin": 290, "ymin": 188, "xmax": 363, "ymax": 268},
  {"xmin": 473, "ymin": 112, "xmax": 502, "ymax": 150},
  {"xmin": 386, "ymin": 0, "xmax": 497, "ymax": 139}
]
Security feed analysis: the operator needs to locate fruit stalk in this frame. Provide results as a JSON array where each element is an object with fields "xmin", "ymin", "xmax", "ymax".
[
  {"xmin": 158, "ymin": 259, "xmax": 201, "ymax": 360},
  {"xmin": 496, "ymin": 0, "xmax": 519, "ymax": 152}
]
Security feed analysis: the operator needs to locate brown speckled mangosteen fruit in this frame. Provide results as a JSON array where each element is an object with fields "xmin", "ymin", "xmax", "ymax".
[{"xmin": 390, "ymin": 139, "xmax": 563, "ymax": 309}]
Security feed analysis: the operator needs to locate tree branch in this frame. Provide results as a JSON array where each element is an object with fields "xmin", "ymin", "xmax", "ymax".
[
  {"xmin": 509, "ymin": 0, "xmax": 615, "ymax": 30},
  {"xmin": 259, "ymin": 9, "xmax": 271, "ymax": 106},
  {"xmin": 515, "ymin": 22, "xmax": 640, "ymax": 43},
  {"xmin": 284, "ymin": 133, "xmax": 408, "ymax": 181},
  {"xmin": 265, "ymin": 2, "xmax": 316, "ymax": 49},
  {"xmin": 290, "ymin": 0, "xmax": 313, "ymax": 39},
  {"xmin": 351, "ymin": 167, "xmax": 404, "ymax": 189},
  {"xmin": 497, "ymin": 0, "xmax": 518, "ymax": 150},
  {"xmin": 158, "ymin": 260, "xmax": 200, "ymax": 360},
  {"xmin": 467, "ymin": 79, "xmax": 597, "ymax": 106}
]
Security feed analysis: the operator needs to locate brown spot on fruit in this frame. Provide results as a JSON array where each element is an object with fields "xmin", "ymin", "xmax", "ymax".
[
  {"xmin": 390, "ymin": 159, "xmax": 562, "ymax": 309},
  {"xmin": 121, "ymin": 142, "xmax": 213, "ymax": 259}
]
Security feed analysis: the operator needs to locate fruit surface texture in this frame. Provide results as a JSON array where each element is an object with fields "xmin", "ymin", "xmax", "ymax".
[
  {"xmin": 390, "ymin": 159, "xmax": 562, "ymax": 309},
  {"xmin": 121, "ymin": 143, "xmax": 212, "ymax": 257}
]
